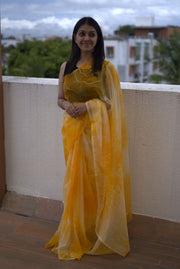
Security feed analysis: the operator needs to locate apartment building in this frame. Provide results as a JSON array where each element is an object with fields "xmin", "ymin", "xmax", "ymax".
[{"xmin": 104, "ymin": 35, "xmax": 159, "ymax": 83}]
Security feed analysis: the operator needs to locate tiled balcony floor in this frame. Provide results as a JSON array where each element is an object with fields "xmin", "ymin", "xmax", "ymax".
[{"xmin": 0, "ymin": 210, "xmax": 179, "ymax": 269}]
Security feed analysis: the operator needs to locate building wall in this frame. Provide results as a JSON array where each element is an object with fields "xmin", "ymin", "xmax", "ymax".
[
  {"xmin": 135, "ymin": 17, "xmax": 155, "ymax": 27},
  {"xmin": 166, "ymin": 26, "xmax": 180, "ymax": 38},
  {"xmin": 134, "ymin": 26, "xmax": 180, "ymax": 39},
  {"xmin": 104, "ymin": 39, "xmax": 122, "ymax": 69},
  {"xmin": 3, "ymin": 76, "xmax": 180, "ymax": 222},
  {"xmin": 104, "ymin": 37, "xmax": 158, "ymax": 83},
  {"xmin": 105, "ymin": 39, "xmax": 127, "ymax": 82}
]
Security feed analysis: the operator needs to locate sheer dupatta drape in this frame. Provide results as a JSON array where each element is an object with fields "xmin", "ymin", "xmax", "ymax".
[{"xmin": 45, "ymin": 61, "xmax": 132, "ymax": 260}]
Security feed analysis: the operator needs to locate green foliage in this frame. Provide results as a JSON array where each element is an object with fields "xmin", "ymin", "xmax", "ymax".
[
  {"xmin": 6, "ymin": 38, "xmax": 71, "ymax": 78},
  {"xmin": 2, "ymin": 65, "xmax": 7, "ymax": 75},
  {"xmin": 149, "ymin": 31, "xmax": 180, "ymax": 85},
  {"xmin": 115, "ymin": 25, "xmax": 134, "ymax": 36},
  {"xmin": 1, "ymin": 44, "xmax": 16, "ymax": 54},
  {"xmin": 148, "ymin": 74, "xmax": 163, "ymax": 84}
]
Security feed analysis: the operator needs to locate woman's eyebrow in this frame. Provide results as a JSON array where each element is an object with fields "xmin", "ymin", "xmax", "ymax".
[{"xmin": 78, "ymin": 30, "xmax": 96, "ymax": 33}]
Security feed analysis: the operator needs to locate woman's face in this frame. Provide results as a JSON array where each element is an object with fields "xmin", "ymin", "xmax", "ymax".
[{"xmin": 74, "ymin": 23, "xmax": 98, "ymax": 53}]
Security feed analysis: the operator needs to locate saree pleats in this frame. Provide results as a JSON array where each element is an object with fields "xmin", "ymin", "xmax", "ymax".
[{"xmin": 45, "ymin": 60, "xmax": 132, "ymax": 260}]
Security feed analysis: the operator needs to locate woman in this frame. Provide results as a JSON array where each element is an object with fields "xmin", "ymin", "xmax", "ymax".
[{"xmin": 45, "ymin": 17, "xmax": 132, "ymax": 260}]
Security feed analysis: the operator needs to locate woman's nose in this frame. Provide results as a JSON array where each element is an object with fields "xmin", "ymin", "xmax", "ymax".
[{"xmin": 84, "ymin": 34, "xmax": 90, "ymax": 40}]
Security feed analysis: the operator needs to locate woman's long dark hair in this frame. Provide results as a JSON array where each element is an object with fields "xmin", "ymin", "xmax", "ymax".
[{"xmin": 68, "ymin": 17, "xmax": 105, "ymax": 75}]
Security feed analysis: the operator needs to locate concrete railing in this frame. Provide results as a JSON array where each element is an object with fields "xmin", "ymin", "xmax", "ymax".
[{"xmin": 2, "ymin": 76, "xmax": 180, "ymax": 223}]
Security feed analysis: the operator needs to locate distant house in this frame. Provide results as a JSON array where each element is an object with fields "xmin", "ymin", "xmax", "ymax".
[
  {"xmin": 45, "ymin": 36, "xmax": 58, "ymax": 40},
  {"xmin": 133, "ymin": 17, "xmax": 180, "ymax": 39},
  {"xmin": 104, "ymin": 35, "xmax": 160, "ymax": 83},
  {"xmin": 134, "ymin": 26, "xmax": 180, "ymax": 39},
  {"xmin": 1, "ymin": 39, "xmax": 19, "ymax": 48},
  {"xmin": 109, "ymin": 17, "xmax": 179, "ymax": 82}
]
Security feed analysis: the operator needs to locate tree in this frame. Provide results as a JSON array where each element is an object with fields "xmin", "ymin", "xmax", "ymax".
[
  {"xmin": 114, "ymin": 25, "xmax": 134, "ymax": 36},
  {"xmin": 6, "ymin": 38, "xmax": 71, "ymax": 78},
  {"xmin": 149, "ymin": 31, "xmax": 180, "ymax": 85}
]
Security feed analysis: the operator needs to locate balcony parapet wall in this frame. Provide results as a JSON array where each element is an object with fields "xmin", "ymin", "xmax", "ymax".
[{"xmin": 2, "ymin": 76, "xmax": 180, "ymax": 222}]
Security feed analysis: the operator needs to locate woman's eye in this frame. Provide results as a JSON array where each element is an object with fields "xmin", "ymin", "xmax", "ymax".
[
  {"xmin": 79, "ymin": 32, "xmax": 85, "ymax": 37},
  {"xmin": 89, "ymin": 33, "xmax": 95, "ymax": 37}
]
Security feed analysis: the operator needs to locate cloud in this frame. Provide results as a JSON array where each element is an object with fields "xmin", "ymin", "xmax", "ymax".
[
  {"xmin": 1, "ymin": 0, "xmax": 180, "ymax": 37},
  {"xmin": 112, "ymin": 8, "xmax": 135, "ymax": 15},
  {"xmin": 2, "ymin": 18, "xmax": 36, "ymax": 30},
  {"xmin": 1, "ymin": 16, "xmax": 79, "ymax": 37},
  {"xmin": 2, "ymin": 16, "xmax": 78, "ymax": 29}
]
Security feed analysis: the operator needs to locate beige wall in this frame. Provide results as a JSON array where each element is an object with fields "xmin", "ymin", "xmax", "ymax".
[{"xmin": 3, "ymin": 76, "xmax": 180, "ymax": 222}]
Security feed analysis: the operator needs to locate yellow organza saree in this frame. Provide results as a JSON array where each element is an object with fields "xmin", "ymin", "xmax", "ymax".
[{"xmin": 45, "ymin": 60, "xmax": 132, "ymax": 260}]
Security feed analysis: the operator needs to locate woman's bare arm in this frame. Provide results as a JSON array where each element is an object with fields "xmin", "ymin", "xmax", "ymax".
[
  {"xmin": 57, "ymin": 62, "xmax": 78, "ymax": 118},
  {"xmin": 57, "ymin": 62, "xmax": 69, "ymax": 109}
]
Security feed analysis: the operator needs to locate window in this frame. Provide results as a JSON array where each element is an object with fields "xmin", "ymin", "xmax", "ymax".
[
  {"xmin": 144, "ymin": 42, "xmax": 150, "ymax": 60},
  {"xmin": 106, "ymin": 46, "xmax": 114, "ymax": 58},
  {"xmin": 130, "ymin": 46, "xmax": 136, "ymax": 58},
  {"xmin": 129, "ymin": 64, "xmax": 136, "ymax": 76},
  {"xmin": 135, "ymin": 42, "xmax": 141, "ymax": 60}
]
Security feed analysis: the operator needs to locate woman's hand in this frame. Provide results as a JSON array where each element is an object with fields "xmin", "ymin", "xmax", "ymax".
[
  {"xmin": 64, "ymin": 102, "xmax": 87, "ymax": 119},
  {"xmin": 64, "ymin": 102, "xmax": 77, "ymax": 119},
  {"xmin": 74, "ymin": 103, "xmax": 87, "ymax": 117}
]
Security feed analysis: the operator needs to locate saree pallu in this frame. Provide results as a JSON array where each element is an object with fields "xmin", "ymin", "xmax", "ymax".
[{"xmin": 45, "ymin": 60, "xmax": 132, "ymax": 260}]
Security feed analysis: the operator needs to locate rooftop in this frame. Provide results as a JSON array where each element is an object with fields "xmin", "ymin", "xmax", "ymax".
[{"xmin": 0, "ymin": 209, "xmax": 179, "ymax": 269}]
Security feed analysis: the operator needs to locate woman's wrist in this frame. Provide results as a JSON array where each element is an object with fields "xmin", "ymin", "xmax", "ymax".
[{"xmin": 58, "ymin": 99, "xmax": 71, "ymax": 110}]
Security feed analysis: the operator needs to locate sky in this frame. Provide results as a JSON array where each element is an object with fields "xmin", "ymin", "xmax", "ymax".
[{"xmin": 1, "ymin": 0, "xmax": 180, "ymax": 38}]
